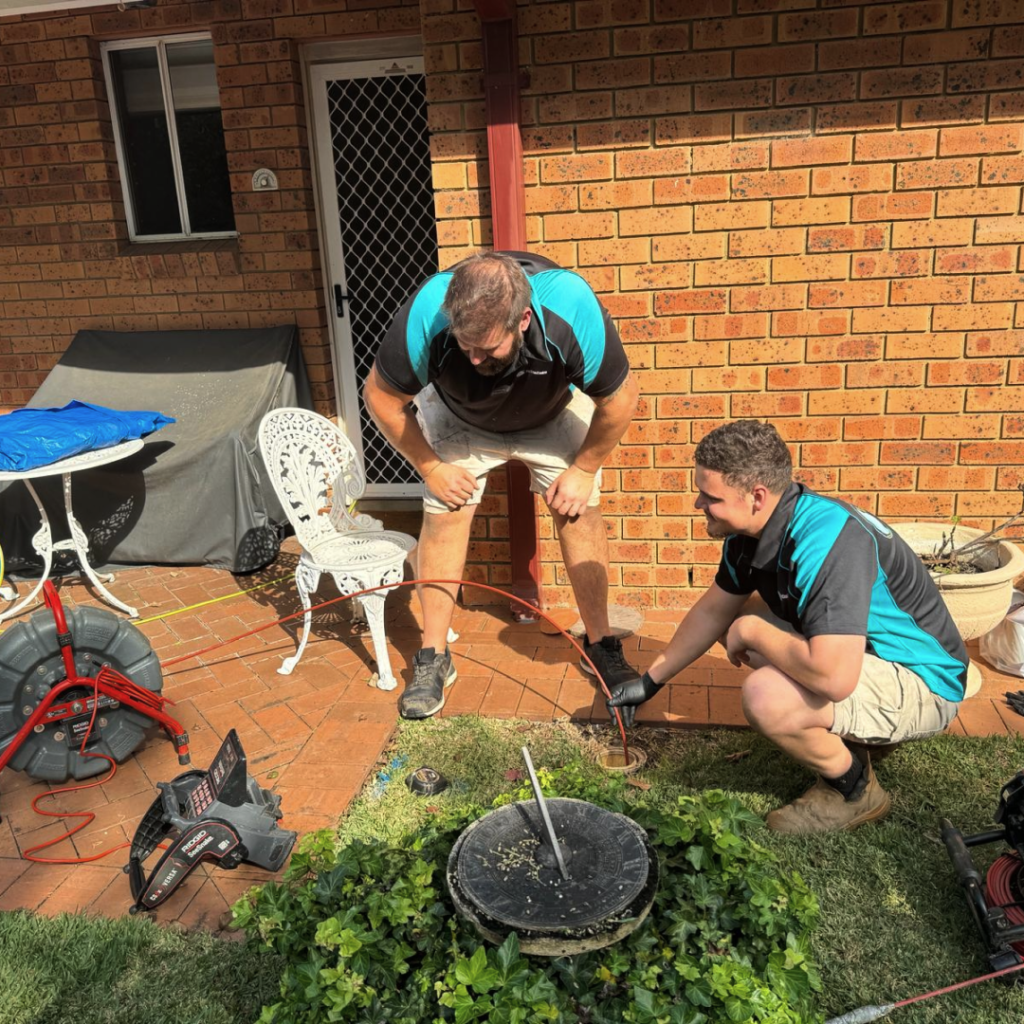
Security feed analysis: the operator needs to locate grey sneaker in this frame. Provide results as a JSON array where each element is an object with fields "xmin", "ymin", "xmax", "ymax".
[
  {"xmin": 580, "ymin": 635, "xmax": 640, "ymax": 691},
  {"xmin": 399, "ymin": 647, "xmax": 457, "ymax": 719}
]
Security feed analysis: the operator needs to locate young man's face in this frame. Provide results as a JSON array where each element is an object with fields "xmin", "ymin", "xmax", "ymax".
[
  {"xmin": 456, "ymin": 309, "xmax": 530, "ymax": 376},
  {"xmin": 693, "ymin": 466, "xmax": 759, "ymax": 538}
]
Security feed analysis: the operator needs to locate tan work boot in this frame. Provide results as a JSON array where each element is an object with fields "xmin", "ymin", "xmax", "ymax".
[{"xmin": 766, "ymin": 764, "xmax": 892, "ymax": 834}]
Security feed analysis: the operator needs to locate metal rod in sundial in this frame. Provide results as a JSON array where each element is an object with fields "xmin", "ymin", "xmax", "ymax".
[{"xmin": 521, "ymin": 746, "xmax": 570, "ymax": 881}]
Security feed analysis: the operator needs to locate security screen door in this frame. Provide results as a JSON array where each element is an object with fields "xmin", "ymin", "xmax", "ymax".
[{"xmin": 311, "ymin": 57, "xmax": 439, "ymax": 497}]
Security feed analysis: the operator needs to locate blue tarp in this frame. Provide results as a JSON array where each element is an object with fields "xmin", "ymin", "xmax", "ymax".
[{"xmin": 0, "ymin": 400, "xmax": 174, "ymax": 473}]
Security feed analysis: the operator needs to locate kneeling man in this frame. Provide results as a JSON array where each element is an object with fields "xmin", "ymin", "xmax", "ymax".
[{"xmin": 609, "ymin": 420, "xmax": 966, "ymax": 833}]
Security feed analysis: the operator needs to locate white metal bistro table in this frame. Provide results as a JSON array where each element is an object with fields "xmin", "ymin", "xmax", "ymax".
[{"xmin": 0, "ymin": 439, "xmax": 144, "ymax": 622}]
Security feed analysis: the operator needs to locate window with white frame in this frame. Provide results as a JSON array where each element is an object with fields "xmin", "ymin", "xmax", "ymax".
[{"xmin": 102, "ymin": 34, "xmax": 236, "ymax": 242}]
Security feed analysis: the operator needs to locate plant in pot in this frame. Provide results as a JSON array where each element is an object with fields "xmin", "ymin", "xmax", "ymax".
[{"xmin": 893, "ymin": 500, "xmax": 1024, "ymax": 698}]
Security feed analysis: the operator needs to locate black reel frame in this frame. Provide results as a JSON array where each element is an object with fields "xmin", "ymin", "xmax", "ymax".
[
  {"xmin": 126, "ymin": 728, "xmax": 296, "ymax": 913},
  {"xmin": 942, "ymin": 771, "xmax": 1024, "ymax": 972}
]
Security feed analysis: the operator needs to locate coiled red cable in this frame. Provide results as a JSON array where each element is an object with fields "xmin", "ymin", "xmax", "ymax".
[{"xmin": 986, "ymin": 852, "xmax": 1024, "ymax": 955}]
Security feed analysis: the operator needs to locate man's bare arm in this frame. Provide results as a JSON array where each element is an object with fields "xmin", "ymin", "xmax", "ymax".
[
  {"xmin": 570, "ymin": 372, "xmax": 640, "ymax": 474},
  {"xmin": 362, "ymin": 363, "xmax": 440, "ymax": 476},
  {"xmin": 646, "ymin": 584, "xmax": 751, "ymax": 684},
  {"xmin": 362, "ymin": 364, "xmax": 476, "ymax": 508},
  {"xmin": 727, "ymin": 615, "xmax": 865, "ymax": 702}
]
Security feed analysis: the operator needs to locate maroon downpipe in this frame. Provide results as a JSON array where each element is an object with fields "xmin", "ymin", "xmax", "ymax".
[{"xmin": 473, "ymin": 0, "xmax": 540, "ymax": 616}]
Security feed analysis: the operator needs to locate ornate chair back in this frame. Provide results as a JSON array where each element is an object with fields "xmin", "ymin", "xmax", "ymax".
[{"xmin": 258, "ymin": 407, "xmax": 381, "ymax": 552}]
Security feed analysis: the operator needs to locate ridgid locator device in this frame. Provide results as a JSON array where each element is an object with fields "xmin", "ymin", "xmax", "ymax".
[{"xmin": 126, "ymin": 728, "xmax": 296, "ymax": 912}]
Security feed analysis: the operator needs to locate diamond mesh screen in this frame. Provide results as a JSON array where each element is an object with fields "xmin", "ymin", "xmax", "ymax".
[{"xmin": 327, "ymin": 72, "xmax": 439, "ymax": 490}]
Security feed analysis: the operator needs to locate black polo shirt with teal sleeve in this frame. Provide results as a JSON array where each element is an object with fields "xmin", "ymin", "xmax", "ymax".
[
  {"xmin": 715, "ymin": 483, "xmax": 968, "ymax": 702},
  {"xmin": 374, "ymin": 252, "xmax": 629, "ymax": 433}
]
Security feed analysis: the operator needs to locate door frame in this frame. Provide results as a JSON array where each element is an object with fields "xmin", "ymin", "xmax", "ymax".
[{"xmin": 302, "ymin": 36, "xmax": 426, "ymax": 492}]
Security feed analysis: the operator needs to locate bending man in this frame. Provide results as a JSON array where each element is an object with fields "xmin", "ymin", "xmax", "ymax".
[
  {"xmin": 364, "ymin": 251, "xmax": 641, "ymax": 719},
  {"xmin": 608, "ymin": 420, "xmax": 966, "ymax": 833}
]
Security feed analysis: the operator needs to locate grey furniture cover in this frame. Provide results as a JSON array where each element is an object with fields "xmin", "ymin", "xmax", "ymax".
[{"xmin": 0, "ymin": 326, "xmax": 311, "ymax": 574}]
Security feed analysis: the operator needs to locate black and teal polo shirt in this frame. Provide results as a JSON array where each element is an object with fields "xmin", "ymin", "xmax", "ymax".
[
  {"xmin": 374, "ymin": 252, "xmax": 630, "ymax": 433},
  {"xmin": 715, "ymin": 483, "xmax": 968, "ymax": 702}
]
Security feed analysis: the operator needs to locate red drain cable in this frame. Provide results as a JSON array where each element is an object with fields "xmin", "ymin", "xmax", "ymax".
[
  {"xmin": 986, "ymin": 853, "xmax": 1024, "ymax": 955},
  {"xmin": 22, "ymin": 577, "xmax": 632, "ymax": 863}
]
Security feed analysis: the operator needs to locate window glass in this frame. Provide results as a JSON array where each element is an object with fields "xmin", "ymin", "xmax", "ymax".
[
  {"xmin": 108, "ymin": 46, "xmax": 182, "ymax": 236},
  {"xmin": 106, "ymin": 36, "xmax": 235, "ymax": 240},
  {"xmin": 167, "ymin": 39, "xmax": 235, "ymax": 234}
]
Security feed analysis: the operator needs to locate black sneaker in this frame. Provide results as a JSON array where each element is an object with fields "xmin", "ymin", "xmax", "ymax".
[
  {"xmin": 580, "ymin": 635, "xmax": 640, "ymax": 691},
  {"xmin": 399, "ymin": 647, "xmax": 457, "ymax": 719}
]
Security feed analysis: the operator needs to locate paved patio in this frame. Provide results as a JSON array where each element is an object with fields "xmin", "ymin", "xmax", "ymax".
[{"xmin": 0, "ymin": 535, "xmax": 1021, "ymax": 934}]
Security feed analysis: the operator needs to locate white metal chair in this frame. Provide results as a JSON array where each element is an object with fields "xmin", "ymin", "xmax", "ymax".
[{"xmin": 257, "ymin": 407, "xmax": 416, "ymax": 689}]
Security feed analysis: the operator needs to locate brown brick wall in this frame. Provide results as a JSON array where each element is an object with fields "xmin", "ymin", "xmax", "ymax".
[
  {"xmin": 2, "ymin": 0, "xmax": 1024, "ymax": 610},
  {"xmin": 425, "ymin": 0, "xmax": 1024, "ymax": 609},
  {"xmin": 0, "ymin": 0, "xmax": 420, "ymax": 415}
]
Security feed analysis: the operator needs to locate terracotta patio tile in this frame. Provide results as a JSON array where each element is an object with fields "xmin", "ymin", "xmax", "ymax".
[
  {"xmin": 954, "ymin": 698, "xmax": 1009, "ymax": 738},
  {"xmin": 175, "ymin": 875, "xmax": 233, "ymax": 933},
  {"xmin": 275, "ymin": 779, "xmax": 368, "ymax": 820},
  {"xmin": 553, "ymin": 674, "xmax": 599, "ymax": 719},
  {"xmin": 0, "ymin": 816, "xmax": 21, "ymax": 859},
  {"xmin": 517, "ymin": 677, "xmax": 563, "ymax": 721},
  {"xmin": 194, "ymin": 674, "xmax": 271, "ymax": 709},
  {"xmin": 633, "ymin": 684, "xmax": 672, "ymax": 724},
  {"xmin": 0, "ymin": 862, "xmax": 75, "ymax": 911},
  {"xmin": 251, "ymin": 703, "xmax": 314, "ymax": 744},
  {"xmin": 0, "ymin": 856, "xmax": 32, "ymax": 895},
  {"xmin": 291, "ymin": 713, "xmax": 395, "ymax": 767},
  {"xmin": 243, "ymin": 739, "xmax": 305, "ymax": 773},
  {"xmin": 708, "ymin": 687, "xmax": 747, "ymax": 727},
  {"xmin": 297, "ymin": 705, "xmax": 332, "ymax": 730},
  {"xmin": 479, "ymin": 679, "xmax": 527, "ymax": 717},
  {"xmin": 440, "ymin": 678, "xmax": 487, "ymax": 716},
  {"xmin": 38, "ymin": 864, "xmax": 123, "ymax": 916},
  {"xmin": 669, "ymin": 684, "xmax": 711, "ymax": 725},
  {"xmin": 992, "ymin": 699, "xmax": 1024, "ymax": 735},
  {"xmin": 162, "ymin": 666, "xmax": 224, "ymax": 702}
]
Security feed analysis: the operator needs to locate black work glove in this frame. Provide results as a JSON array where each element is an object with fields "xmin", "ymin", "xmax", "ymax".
[
  {"xmin": 1006, "ymin": 691, "xmax": 1024, "ymax": 717},
  {"xmin": 606, "ymin": 671, "xmax": 663, "ymax": 728}
]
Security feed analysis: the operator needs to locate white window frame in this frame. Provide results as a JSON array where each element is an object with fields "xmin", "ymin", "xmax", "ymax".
[{"xmin": 101, "ymin": 32, "xmax": 237, "ymax": 243}]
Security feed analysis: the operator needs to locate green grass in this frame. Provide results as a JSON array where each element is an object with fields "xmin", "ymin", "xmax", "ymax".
[
  {"xmin": 5, "ymin": 720, "xmax": 1024, "ymax": 1024},
  {"xmin": 343, "ymin": 718, "xmax": 1024, "ymax": 1024},
  {"xmin": 0, "ymin": 911, "xmax": 280, "ymax": 1024}
]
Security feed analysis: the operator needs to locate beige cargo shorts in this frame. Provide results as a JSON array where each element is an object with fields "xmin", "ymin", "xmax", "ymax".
[
  {"xmin": 413, "ymin": 384, "xmax": 601, "ymax": 514},
  {"xmin": 830, "ymin": 653, "xmax": 960, "ymax": 744}
]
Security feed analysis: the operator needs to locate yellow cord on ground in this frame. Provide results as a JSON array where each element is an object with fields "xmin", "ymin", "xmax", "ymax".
[{"xmin": 133, "ymin": 573, "xmax": 296, "ymax": 625}]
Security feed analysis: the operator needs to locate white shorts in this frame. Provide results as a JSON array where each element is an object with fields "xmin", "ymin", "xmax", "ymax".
[{"xmin": 414, "ymin": 384, "xmax": 601, "ymax": 514}]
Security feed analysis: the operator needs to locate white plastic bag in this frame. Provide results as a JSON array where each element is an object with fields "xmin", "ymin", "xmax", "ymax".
[{"xmin": 980, "ymin": 589, "xmax": 1024, "ymax": 678}]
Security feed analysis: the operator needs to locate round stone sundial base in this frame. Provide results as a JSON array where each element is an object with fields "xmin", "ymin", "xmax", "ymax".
[{"xmin": 448, "ymin": 797, "xmax": 658, "ymax": 956}]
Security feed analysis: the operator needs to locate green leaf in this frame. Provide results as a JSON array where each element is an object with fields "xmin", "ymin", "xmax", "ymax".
[{"xmin": 454, "ymin": 946, "xmax": 501, "ymax": 994}]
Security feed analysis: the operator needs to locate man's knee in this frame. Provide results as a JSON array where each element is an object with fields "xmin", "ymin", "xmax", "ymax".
[{"xmin": 741, "ymin": 667, "xmax": 825, "ymax": 736}]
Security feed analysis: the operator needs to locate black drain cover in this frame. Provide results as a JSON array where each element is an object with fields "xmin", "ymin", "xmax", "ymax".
[{"xmin": 449, "ymin": 797, "xmax": 657, "ymax": 954}]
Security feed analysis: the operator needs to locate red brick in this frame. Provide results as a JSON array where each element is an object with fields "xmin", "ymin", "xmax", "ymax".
[
  {"xmin": 819, "ymin": 37, "xmax": 902, "ymax": 70},
  {"xmin": 809, "ymin": 280, "xmax": 887, "ymax": 308},
  {"xmin": 808, "ymin": 335, "xmax": 883, "ymax": 363},
  {"xmin": 932, "ymin": 304, "xmax": 1014, "ymax": 332},
  {"xmin": 694, "ymin": 258, "xmax": 766, "ymax": 286},
  {"xmin": 887, "ymin": 333, "xmax": 965, "ymax": 360},
  {"xmin": 779, "ymin": 9, "xmax": 858, "ymax": 42},
  {"xmin": 891, "ymin": 218, "xmax": 974, "ymax": 248}
]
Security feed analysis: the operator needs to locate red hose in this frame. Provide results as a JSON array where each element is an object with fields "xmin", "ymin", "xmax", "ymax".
[
  {"xmin": 985, "ymin": 852, "xmax": 1024, "ymax": 955},
  {"xmin": 162, "ymin": 577, "xmax": 632, "ymax": 762},
  {"xmin": 20, "ymin": 578, "xmax": 635, "ymax": 862}
]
